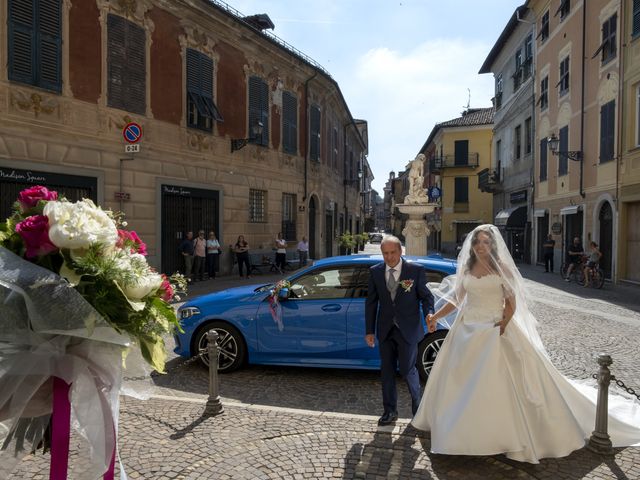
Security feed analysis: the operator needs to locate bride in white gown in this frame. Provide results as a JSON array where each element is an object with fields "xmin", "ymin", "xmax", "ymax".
[{"xmin": 412, "ymin": 224, "xmax": 640, "ymax": 464}]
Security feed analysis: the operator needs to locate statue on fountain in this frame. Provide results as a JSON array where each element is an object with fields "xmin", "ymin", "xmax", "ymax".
[{"xmin": 404, "ymin": 154, "xmax": 429, "ymax": 204}]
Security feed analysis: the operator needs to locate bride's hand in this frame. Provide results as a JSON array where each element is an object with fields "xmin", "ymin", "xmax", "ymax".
[{"xmin": 498, "ymin": 317, "xmax": 509, "ymax": 336}]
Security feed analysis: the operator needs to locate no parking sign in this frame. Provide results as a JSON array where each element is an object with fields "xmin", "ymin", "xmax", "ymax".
[{"xmin": 122, "ymin": 122, "xmax": 143, "ymax": 144}]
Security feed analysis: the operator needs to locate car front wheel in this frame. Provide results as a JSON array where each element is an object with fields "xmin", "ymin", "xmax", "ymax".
[
  {"xmin": 194, "ymin": 321, "xmax": 246, "ymax": 372},
  {"xmin": 417, "ymin": 330, "xmax": 448, "ymax": 382}
]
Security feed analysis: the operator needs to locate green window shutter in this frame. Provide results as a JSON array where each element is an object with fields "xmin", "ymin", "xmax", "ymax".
[
  {"xmin": 8, "ymin": 0, "xmax": 35, "ymax": 85},
  {"xmin": 127, "ymin": 21, "xmax": 146, "ymax": 115},
  {"xmin": 282, "ymin": 91, "xmax": 297, "ymax": 154},
  {"xmin": 558, "ymin": 126, "xmax": 568, "ymax": 175},
  {"xmin": 37, "ymin": 0, "xmax": 61, "ymax": 91},
  {"xmin": 600, "ymin": 101, "xmax": 615, "ymax": 163},
  {"xmin": 539, "ymin": 138, "xmax": 547, "ymax": 181},
  {"xmin": 248, "ymin": 76, "xmax": 269, "ymax": 146},
  {"xmin": 107, "ymin": 14, "xmax": 126, "ymax": 110},
  {"xmin": 310, "ymin": 105, "xmax": 320, "ymax": 161},
  {"xmin": 454, "ymin": 177, "xmax": 468, "ymax": 203},
  {"xmin": 107, "ymin": 14, "xmax": 145, "ymax": 115}
]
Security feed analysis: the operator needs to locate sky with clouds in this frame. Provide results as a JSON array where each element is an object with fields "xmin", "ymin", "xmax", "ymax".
[{"xmin": 231, "ymin": 0, "xmax": 523, "ymax": 193}]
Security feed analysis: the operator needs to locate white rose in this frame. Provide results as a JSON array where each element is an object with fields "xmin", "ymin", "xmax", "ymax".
[
  {"xmin": 44, "ymin": 199, "xmax": 118, "ymax": 250},
  {"xmin": 122, "ymin": 272, "xmax": 163, "ymax": 300}
]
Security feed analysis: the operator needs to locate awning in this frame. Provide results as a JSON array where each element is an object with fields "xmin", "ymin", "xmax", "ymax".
[
  {"xmin": 533, "ymin": 209, "xmax": 547, "ymax": 218},
  {"xmin": 495, "ymin": 206, "xmax": 527, "ymax": 228},
  {"xmin": 560, "ymin": 205, "xmax": 582, "ymax": 215}
]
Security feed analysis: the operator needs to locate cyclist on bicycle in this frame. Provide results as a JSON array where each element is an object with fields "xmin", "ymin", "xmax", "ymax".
[
  {"xmin": 583, "ymin": 241, "xmax": 602, "ymax": 287},
  {"xmin": 565, "ymin": 236, "xmax": 584, "ymax": 282}
]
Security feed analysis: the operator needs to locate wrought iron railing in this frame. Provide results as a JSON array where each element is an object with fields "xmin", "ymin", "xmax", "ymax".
[{"xmin": 206, "ymin": 0, "xmax": 331, "ymax": 78}]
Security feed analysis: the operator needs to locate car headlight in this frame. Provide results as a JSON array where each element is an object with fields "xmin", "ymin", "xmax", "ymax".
[{"xmin": 180, "ymin": 306, "xmax": 201, "ymax": 319}]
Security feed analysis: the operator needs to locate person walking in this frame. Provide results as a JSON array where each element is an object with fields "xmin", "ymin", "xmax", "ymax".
[
  {"xmin": 413, "ymin": 224, "xmax": 640, "ymax": 463},
  {"xmin": 179, "ymin": 231, "xmax": 194, "ymax": 281},
  {"xmin": 365, "ymin": 235, "xmax": 435, "ymax": 425},
  {"xmin": 234, "ymin": 235, "xmax": 251, "ymax": 279},
  {"xmin": 206, "ymin": 231, "xmax": 221, "ymax": 279},
  {"xmin": 297, "ymin": 236, "xmax": 309, "ymax": 268},
  {"xmin": 192, "ymin": 230, "xmax": 207, "ymax": 281},
  {"xmin": 542, "ymin": 234, "xmax": 555, "ymax": 273}
]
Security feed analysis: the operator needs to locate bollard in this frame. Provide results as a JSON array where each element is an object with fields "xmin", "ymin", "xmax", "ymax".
[
  {"xmin": 203, "ymin": 330, "xmax": 224, "ymax": 416},
  {"xmin": 587, "ymin": 353, "xmax": 614, "ymax": 455}
]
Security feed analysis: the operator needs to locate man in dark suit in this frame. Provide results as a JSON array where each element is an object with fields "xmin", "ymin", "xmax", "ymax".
[{"xmin": 365, "ymin": 235, "xmax": 435, "ymax": 425}]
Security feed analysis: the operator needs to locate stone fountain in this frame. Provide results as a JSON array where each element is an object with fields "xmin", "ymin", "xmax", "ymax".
[{"xmin": 397, "ymin": 154, "xmax": 438, "ymax": 256}]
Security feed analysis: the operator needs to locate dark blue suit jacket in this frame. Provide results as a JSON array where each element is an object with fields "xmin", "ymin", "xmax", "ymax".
[{"xmin": 365, "ymin": 260, "xmax": 435, "ymax": 344}]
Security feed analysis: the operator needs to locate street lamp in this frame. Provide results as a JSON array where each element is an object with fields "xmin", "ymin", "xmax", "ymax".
[
  {"xmin": 547, "ymin": 133, "xmax": 582, "ymax": 161},
  {"xmin": 231, "ymin": 121, "xmax": 264, "ymax": 153}
]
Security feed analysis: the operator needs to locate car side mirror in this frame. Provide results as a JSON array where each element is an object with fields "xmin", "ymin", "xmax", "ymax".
[{"xmin": 278, "ymin": 287, "xmax": 290, "ymax": 300}]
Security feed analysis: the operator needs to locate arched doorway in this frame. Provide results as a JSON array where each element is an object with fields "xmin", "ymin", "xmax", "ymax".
[
  {"xmin": 308, "ymin": 197, "xmax": 317, "ymax": 259},
  {"xmin": 598, "ymin": 202, "xmax": 613, "ymax": 279}
]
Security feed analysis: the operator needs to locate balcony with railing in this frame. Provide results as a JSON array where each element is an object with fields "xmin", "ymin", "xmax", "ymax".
[
  {"xmin": 477, "ymin": 167, "xmax": 501, "ymax": 193},
  {"xmin": 429, "ymin": 153, "xmax": 480, "ymax": 173}
]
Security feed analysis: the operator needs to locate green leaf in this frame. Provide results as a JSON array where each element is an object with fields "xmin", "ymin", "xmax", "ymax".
[{"xmin": 138, "ymin": 334, "xmax": 167, "ymax": 373}]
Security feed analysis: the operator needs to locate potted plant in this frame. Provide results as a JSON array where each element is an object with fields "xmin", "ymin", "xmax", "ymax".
[{"xmin": 338, "ymin": 231, "xmax": 355, "ymax": 255}]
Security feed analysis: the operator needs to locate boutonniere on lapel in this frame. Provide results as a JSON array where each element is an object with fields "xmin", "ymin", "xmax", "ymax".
[{"xmin": 399, "ymin": 279, "xmax": 414, "ymax": 292}]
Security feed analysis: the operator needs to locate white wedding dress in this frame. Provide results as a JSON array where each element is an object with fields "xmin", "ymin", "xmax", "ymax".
[{"xmin": 412, "ymin": 273, "xmax": 640, "ymax": 464}]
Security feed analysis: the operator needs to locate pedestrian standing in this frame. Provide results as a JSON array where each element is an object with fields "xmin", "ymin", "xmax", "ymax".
[
  {"xmin": 275, "ymin": 232, "xmax": 287, "ymax": 273},
  {"xmin": 234, "ymin": 235, "xmax": 251, "ymax": 279},
  {"xmin": 206, "ymin": 231, "xmax": 221, "ymax": 279},
  {"xmin": 297, "ymin": 236, "xmax": 309, "ymax": 268},
  {"xmin": 542, "ymin": 234, "xmax": 555, "ymax": 273},
  {"xmin": 180, "ymin": 231, "xmax": 195, "ymax": 281},
  {"xmin": 192, "ymin": 230, "xmax": 207, "ymax": 281}
]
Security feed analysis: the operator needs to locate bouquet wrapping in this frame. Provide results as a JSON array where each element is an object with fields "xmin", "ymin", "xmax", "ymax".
[{"xmin": 0, "ymin": 186, "xmax": 184, "ymax": 478}]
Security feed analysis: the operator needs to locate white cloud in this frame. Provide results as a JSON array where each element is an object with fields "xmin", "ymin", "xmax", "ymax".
[{"xmin": 345, "ymin": 39, "xmax": 495, "ymax": 191}]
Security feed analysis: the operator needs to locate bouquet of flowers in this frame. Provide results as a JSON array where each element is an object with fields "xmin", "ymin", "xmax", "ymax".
[
  {"xmin": 267, "ymin": 279, "xmax": 291, "ymax": 331},
  {"xmin": 0, "ymin": 186, "xmax": 185, "ymax": 373}
]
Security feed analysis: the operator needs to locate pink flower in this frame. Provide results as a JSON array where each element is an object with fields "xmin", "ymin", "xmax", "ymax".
[
  {"xmin": 159, "ymin": 275, "xmax": 174, "ymax": 302},
  {"xmin": 116, "ymin": 229, "xmax": 147, "ymax": 255},
  {"xmin": 15, "ymin": 215, "xmax": 58, "ymax": 258},
  {"xmin": 129, "ymin": 231, "xmax": 147, "ymax": 256},
  {"xmin": 18, "ymin": 186, "xmax": 58, "ymax": 211}
]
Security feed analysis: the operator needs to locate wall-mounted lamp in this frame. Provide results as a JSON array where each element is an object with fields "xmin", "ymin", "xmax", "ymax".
[
  {"xmin": 547, "ymin": 133, "xmax": 582, "ymax": 161},
  {"xmin": 231, "ymin": 121, "xmax": 264, "ymax": 153}
]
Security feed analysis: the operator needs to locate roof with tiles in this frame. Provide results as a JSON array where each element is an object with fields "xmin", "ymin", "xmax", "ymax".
[{"xmin": 419, "ymin": 107, "xmax": 495, "ymax": 153}]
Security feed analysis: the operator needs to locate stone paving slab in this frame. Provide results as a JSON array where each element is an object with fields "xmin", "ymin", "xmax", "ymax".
[{"xmin": 9, "ymin": 394, "xmax": 640, "ymax": 479}]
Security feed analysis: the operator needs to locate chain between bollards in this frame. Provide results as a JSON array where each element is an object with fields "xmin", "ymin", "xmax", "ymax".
[
  {"xmin": 587, "ymin": 353, "xmax": 613, "ymax": 455},
  {"xmin": 203, "ymin": 330, "xmax": 224, "ymax": 416}
]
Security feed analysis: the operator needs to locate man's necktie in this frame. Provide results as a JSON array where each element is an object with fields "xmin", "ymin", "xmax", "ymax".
[{"xmin": 387, "ymin": 268, "xmax": 398, "ymax": 300}]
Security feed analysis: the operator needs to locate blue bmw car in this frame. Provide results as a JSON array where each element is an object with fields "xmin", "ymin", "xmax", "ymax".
[{"xmin": 175, "ymin": 254, "xmax": 456, "ymax": 380}]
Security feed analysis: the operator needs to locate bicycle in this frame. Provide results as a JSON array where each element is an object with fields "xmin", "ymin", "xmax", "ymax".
[
  {"xmin": 561, "ymin": 256, "xmax": 586, "ymax": 284},
  {"xmin": 582, "ymin": 262, "xmax": 605, "ymax": 289}
]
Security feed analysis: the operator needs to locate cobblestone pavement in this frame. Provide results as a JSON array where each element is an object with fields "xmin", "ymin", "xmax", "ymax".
[{"xmin": 9, "ymin": 255, "xmax": 640, "ymax": 479}]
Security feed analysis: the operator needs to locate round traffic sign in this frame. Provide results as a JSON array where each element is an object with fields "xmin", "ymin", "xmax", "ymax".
[{"xmin": 123, "ymin": 122, "xmax": 143, "ymax": 144}]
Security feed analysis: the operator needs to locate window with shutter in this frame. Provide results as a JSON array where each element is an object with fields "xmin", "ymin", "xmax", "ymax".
[
  {"xmin": 558, "ymin": 126, "xmax": 569, "ymax": 176},
  {"xmin": 107, "ymin": 14, "xmax": 146, "ymax": 115},
  {"xmin": 8, "ymin": 0, "xmax": 61, "ymax": 92},
  {"xmin": 539, "ymin": 138, "xmax": 548, "ymax": 181},
  {"xmin": 539, "ymin": 11, "xmax": 549, "ymax": 42},
  {"xmin": 248, "ymin": 76, "xmax": 269, "ymax": 146},
  {"xmin": 540, "ymin": 76, "xmax": 549, "ymax": 110},
  {"xmin": 454, "ymin": 177, "xmax": 469, "ymax": 212},
  {"xmin": 186, "ymin": 48, "xmax": 222, "ymax": 131},
  {"xmin": 558, "ymin": 57, "xmax": 570, "ymax": 96},
  {"xmin": 634, "ymin": 0, "xmax": 640, "ymax": 38},
  {"xmin": 514, "ymin": 125, "xmax": 522, "ymax": 160},
  {"xmin": 525, "ymin": 117, "xmax": 532, "ymax": 155},
  {"xmin": 282, "ymin": 91, "xmax": 297, "ymax": 154},
  {"xmin": 599, "ymin": 101, "xmax": 615, "ymax": 163},
  {"xmin": 310, "ymin": 105, "xmax": 321, "ymax": 161}
]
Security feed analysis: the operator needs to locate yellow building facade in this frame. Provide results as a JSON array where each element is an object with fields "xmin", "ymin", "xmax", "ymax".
[
  {"xmin": 421, "ymin": 108, "xmax": 495, "ymax": 254},
  {"xmin": 619, "ymin": 0, "xmax": 640, "ymax": 284}
]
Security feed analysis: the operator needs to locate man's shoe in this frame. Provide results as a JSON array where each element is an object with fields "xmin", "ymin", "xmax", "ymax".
[{"xmin": 377, "ymin": 412, "xmax": 398, "ymax": 426}]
